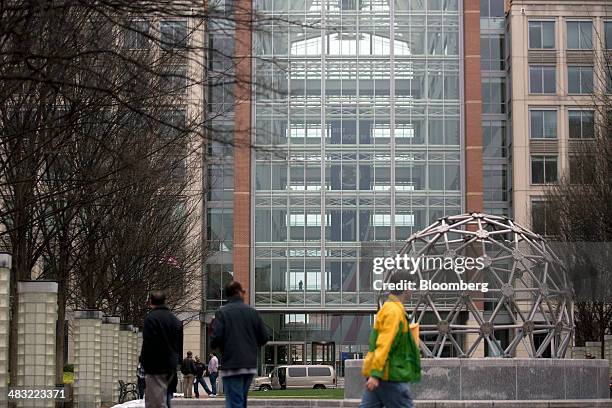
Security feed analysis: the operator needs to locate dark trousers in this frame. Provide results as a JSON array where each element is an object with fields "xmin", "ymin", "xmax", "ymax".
[
  {"xmin": 209, "ymin": 372, "xmax": 218, "ymax": 395},
  {"xmin": 137, "ymin": 377, "xmax": 146, "ymax": 399},
  {"xmin": 194, "ymin": 376, "xmax": 212, "ymax": 397},
  {"xmin": 222, "ymin": 374, "xmax": 254, "ymax": 408},
  {"xmin": 359, "ymin": 381, "xmax": 414, "ymax": 408}
]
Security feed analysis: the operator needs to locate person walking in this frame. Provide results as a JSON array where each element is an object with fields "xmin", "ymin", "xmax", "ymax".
[
  {"xmin": 167, "ymin": 372, "xmax": 177, "ymax": 407},
  {"xmin": 180, "ymin": 351, "xmax": 197, "ymax": 398},
  {"xmin": 194, "ymin": 355, "xmax": 213, "ymax": 398},
  {"xmin": 137, "ymin": 361, "xmax": 146, "ymax": 399},
  {"xmin": 359, "ymin": 272, "xmax": 421, "ymax": 408},
  {"xmin": 140, "ymin": 290, "xmax": 183, "ymax": 408},
  {"xmin": 207, "ymin": 352, "xmax": 219, "ymax": 397},
  {"xmin": 210, "ymin": 281, "xmax": 269, "ymax": 408}
]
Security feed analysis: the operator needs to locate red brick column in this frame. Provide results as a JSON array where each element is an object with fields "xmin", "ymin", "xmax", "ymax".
[
  {"xmin": 463, "ymin": 0, "xmax": 484, "ymax": 213},
  {"xmin": 233, "ymin": 0, "xmax": 252, "ymax": 303}
]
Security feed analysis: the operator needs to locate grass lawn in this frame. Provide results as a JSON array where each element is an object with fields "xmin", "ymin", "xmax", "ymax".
[
  {"xmin": 249, "ymin": 388, "xmax": 344, "ymax": 399},
  {"xmin": 63, "ymin": 372, "xmax": 74, "ymax": 384}
]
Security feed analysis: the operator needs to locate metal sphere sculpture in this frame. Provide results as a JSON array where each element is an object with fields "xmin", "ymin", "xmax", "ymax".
[{"xmin": 384, "ymin": 213, "xmax": 573, "ymax": 358}]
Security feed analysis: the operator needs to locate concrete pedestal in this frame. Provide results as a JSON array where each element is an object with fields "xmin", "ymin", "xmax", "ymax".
[
  {"xmin": 73, "ymin": 310, "xmax": 103, "ymax": 408},
  {"xmin": 345, "ymin": 358, "xmax": 610, "ymax": 400},
  {"xmin": 119, "ymin": 324, "xmax": 133, "ymax": 383},
  {"xmin": 16, "ymin": 281, "xmax": 58, "ymax": 408},
  {"xmin": 101, "ymin": 316, "xmax": 120, "ymax": 404},
  {"xmin": 129, "ymin": 328, "xmax": 138, "ymax": 377},
  {"xmin": 0, "ymin": 254, "xmax": 10, "ymax": 407}
]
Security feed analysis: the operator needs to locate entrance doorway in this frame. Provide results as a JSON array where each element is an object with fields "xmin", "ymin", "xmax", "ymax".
[
  {"xmin": 262, "ymin": 341, "xmax": 306, "ymax": 374},
  {"xmin": 311, "ymin": 341, "xmax": 335, "ymax": 365}
]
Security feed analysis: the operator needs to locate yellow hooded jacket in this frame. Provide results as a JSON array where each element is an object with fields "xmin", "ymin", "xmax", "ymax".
[{"xmin": 361, "ymin": 295, "xmax": 421, "ymax": 382}]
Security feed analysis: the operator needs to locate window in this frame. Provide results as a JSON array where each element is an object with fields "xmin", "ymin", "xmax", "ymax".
[
  {"xmin": 567, "ymin": 66, "xmax": 593, "ymax": 94},
  {"xmin": 531, "ymin": 156, "xmax": 557, "ymax": 184},
  {"xmin": 123, "ymin": 20, "xmax": 149, "ymax": 49},
  {"xmin": 606, "ymin": 22, "xmax": 612, "ymax": 49},
  {"xmin": 160, "ymin": 21, "xmax": 188, "ymax": 49},
  {"xmin": 288, "ymin": 367, "xmax": 307, "ymax": 377},
  {"xmin": 482, "ymin": 122, "xmax": 507, "ymax": 157},
  {"xmin": 480, "ymin": 0, "xmax": 504, "ymax": 18},
  {"xmin": 308, "ymin": 367, "xmax": 331, "ymax": 376},
  {"xmin": 161, "ymin": 66, "xmax": 187, "ymax": 94},
  {"xmin": 529, "ymin": 21, "xmax": 555, "ymax": 49},
  {"xmin": 568, "ymin": 110, "xmax": 594, "ymax": 139},
  {"xmin": 480, "ymin": 0, "xmax": 504, "ymax": 28},
  {"xmin": 566, "ymin": 21, "xmax": 592, "ymax": 50},
  {"xmin": 529, "ymin": 110, "xmax": 557, "ymax": 139},
  {"xmin": 161, "ymin": 109, "xmax": 186, "ymax": 139},
  {"xmin": 482, "ymin": 78, "xmax": 506, "ymax": 113},
  {"xmin": 481, "ymin": 34, "xmax": 505, "ymax": 70},
  {"xmin": 529, "ymin": 65, "xmax": 556, "ymax": 94},
  {"xmin": 569, "ymin": 155, "xmax": 589, "ymax": 184},
  {"xmin": 531, "ymin": 199, "xmax": 554, "ymax": 236},
  {"xmin": 483, "ymin": 165, "xmax": 508, "ymax": 201}
]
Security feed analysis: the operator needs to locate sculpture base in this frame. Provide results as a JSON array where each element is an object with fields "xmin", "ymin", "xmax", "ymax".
[{"xmin": 344, "ymin": 358, "xmax": 609, "ymax": 400}]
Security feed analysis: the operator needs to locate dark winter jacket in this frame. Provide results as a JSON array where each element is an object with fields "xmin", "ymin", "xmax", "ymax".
[
  {"xmin": 141, "ymin": 305, "xmax": 183, "ymax": 375},
  {"xmin": 210, "ymin": 297, "xmax": 269, "ymax": 370},
  {"xmin": 180, "ymin": 356, "xmax": 197, "ymax": 376},
  {"xmin": 194, "ymin": 362, "xmax": 206, "ymax": 378}
]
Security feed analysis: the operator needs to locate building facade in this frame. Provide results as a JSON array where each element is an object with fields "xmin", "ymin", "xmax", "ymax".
[
  {"xmin": 204, "ymin": 0, "xmax": 493, "ymax": 371},
  {"xmin": 202, "ymin": 0, "xmax": 612, "ymax": 369},
  {"xmin": 507, "ymin": 0, "xmax": 612, "ymax": 235}
]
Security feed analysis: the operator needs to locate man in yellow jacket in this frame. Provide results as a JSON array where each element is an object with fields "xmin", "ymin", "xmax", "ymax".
[{"xmin": 360, "ymin": 272, "xmax": 421, "ymax": 408}]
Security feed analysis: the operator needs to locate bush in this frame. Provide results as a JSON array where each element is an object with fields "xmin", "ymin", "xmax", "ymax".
[{"xmin": 63, "ymin": 364, "xmax": 74, "ymax": 373}]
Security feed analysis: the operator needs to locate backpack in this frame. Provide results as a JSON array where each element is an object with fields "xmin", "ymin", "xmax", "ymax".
[{"xmin": 180, "ymin": 358, "xmax": 191, "ymax": 375}]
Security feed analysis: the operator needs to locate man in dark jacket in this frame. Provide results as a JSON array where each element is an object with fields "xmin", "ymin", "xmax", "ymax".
[
  {"xmin": 210, "ymin": 281, "xmax": 268, "ymax": 408},
  {"xmin": 180, "ymin": 351, "xmax": 197, "ymax": 398},
  {"xmin": 140, "ymin": 291, "xmax": 183, "ymax": 408}
]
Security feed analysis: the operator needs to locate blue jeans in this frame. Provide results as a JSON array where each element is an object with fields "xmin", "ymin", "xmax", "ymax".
[
  {"xmin": 359, "ymin": 380, "xmax": 413, "ymax": 408},
  {"xmin": 222, "ymin": 374, "xmax": 254, "ymax": 408},
  {"xmin": 209, "ymin": 372, "xmax": 218, "ymax": 395},
  {"xmin": 194, "ymin": 376, "xmax": 212, "ymax": 397}
]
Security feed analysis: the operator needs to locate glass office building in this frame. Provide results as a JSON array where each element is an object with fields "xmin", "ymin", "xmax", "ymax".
[{"xmin": 248, "ymin": 0, "xmax": 464, "ymax": 371}]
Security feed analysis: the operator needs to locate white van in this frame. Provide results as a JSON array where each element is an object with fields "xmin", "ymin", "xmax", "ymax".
[{"xmin": 251, "ymin": 365, "xmax": 336, "ymax": 391}]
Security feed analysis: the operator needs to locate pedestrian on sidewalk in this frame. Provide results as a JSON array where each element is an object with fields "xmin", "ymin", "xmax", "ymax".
[
  {"xmin": 194, "ymin": 355, "xmax": 213, "ymax": 398},
  {"xmin": 208, "ymin": 352, "xmax": 219, "ymax": 397},
  {"xmin": 140, "ymin": 290, "xmax": 183, "ymax": 408},
  {"xmin": 167, "ymin": 372, "xmax": 177, "ymax": 407},
  {"xmin": 211, "ymin": 281, "xmax": 269, "ymax": 408},
  {"xmin": 359, "ymin": 272, "xmax": 421, "ymax": 408},
  {"xmin": 180, "ymin": 351, "xmax": 197, "ymax": 398},
  {"xmin": 137, "ymin": 360, "xmax": 146, "ymax": 399}
]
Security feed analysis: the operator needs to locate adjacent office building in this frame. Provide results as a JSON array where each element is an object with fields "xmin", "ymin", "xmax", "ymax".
[{"xmin": 507, "ymin": 0, "xmax": 611, "ymax": 235}]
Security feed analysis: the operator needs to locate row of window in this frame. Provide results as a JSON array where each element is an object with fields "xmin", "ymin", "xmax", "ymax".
[
  {"xmin": 257, "ymin": 0, "xmax": 460, "ymax": 12},
  {"xmin": 529, "ymin": 65, "xmax": 612, "ymax": 94},
  {"xmin": 123, "ymin": 20, "xmax": 188, "ymax": 50},
  {"xmin": 529, "ymin": 109, "xmax": 594, "ymax": 139},
  {"xmin": 255, "ymin": 163, "xmax": 460, "ymax": 191},
  {"xmin": 528, "ymin": 20, "xmax": 612, "ymax": 50},
  {"xmin": 530, "ymin": 154, "xmax": 588, "ymax": 185}
]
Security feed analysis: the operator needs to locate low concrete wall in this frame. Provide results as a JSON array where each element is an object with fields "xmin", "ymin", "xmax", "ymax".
[
  {"xmin": 344, "ymin": 358, "xmax": 610, "ymax": 400},
  {"xmin": 165, "ymin": 399, "xmax": 612, "ymax": 408}
]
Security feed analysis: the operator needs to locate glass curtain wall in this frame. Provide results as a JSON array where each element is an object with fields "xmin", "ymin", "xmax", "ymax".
[
  {"xmin": 253, "ymin": 0, "xmax": 462, "ymax": 309},
  {"xmin": 206, "ymin": 3, "xmax": 237, "ymax": 312},
  {"xmin": 480, "ymin": 0, "xmax": 511, "ymax": 216}
]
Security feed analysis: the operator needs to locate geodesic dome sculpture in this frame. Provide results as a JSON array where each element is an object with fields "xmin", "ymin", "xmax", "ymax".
[{"xmin": 383, "ymin": 213, "xmax": 573, "ymax": 358}]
